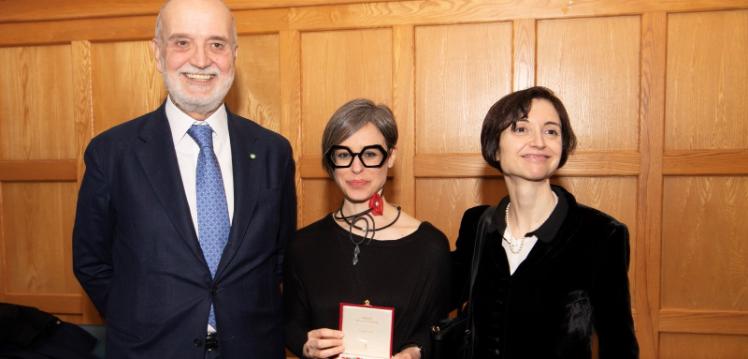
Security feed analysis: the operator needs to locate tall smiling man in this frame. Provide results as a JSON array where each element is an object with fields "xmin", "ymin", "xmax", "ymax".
[{"xmin": 73, "ymin": 0, "xmax": 296, "ymax": 357}]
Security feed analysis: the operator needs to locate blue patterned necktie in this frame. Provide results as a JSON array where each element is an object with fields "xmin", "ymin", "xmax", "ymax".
[{"xmin": 188, "ymin": 124, "xmax": 230, "ymax": 329}]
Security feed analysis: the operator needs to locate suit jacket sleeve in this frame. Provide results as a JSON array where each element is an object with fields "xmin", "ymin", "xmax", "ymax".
[
  {"xmin": 591, "ymin": 222, "xmax": 639, "ymax": 358},
  {"xmin": 73, "ymin": 140, "xmax": 115, "ymax": 315},
  {"xmin": 277, "ymin": 145, "xmax": 297, "ymax": 280},
  {"xmin": 282, "ymin": 245, "xmax": 310, "ymax": 357}
]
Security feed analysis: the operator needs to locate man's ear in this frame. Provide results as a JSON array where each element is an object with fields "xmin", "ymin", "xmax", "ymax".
[{"xmin": 151, "ymin": 39, "xmax": 164, "ymax": 73}]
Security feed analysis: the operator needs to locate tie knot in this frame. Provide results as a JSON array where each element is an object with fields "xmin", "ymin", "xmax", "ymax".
[{"xmin": 188, "ymin": 124, "xmax": 214, "ymax": 149}]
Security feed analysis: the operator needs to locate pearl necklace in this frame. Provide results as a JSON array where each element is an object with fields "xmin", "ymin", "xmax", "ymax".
[
  {"xmin": 503, "ymin": 193, "xmax": 558, "ymax": 254},
  {"xmin": 503, "ymin": 202, "xmax": 525, "ymax": 254}
]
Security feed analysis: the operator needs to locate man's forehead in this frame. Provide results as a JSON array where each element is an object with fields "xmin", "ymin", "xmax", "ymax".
[{"xmin": 160, "ymin": 0, "xmax": 233, "ymax": 37}]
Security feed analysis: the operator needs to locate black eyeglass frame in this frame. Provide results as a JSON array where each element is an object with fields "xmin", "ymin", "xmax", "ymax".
[{"xmin": 325, "ymin": 144, "xmax": 390, "ymax": 169}]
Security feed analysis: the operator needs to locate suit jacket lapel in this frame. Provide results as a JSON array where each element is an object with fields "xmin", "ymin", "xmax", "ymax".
[
  {"xmin": 135, "ymin": 105, "xmax": 207, "ymax": 268},
  {"xmin": 215, "ymin": 113, "xmax": 260, "ymax": 279}
]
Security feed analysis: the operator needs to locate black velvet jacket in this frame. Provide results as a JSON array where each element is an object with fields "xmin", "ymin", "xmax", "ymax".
[{"xmin": 452, "ymin": 185, "xmax": 638, "ymax": 359}]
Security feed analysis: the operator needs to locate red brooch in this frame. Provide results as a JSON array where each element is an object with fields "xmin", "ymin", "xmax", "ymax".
[{"xmin": 368, "ymin": 193, "xmax": 384, "ymax": 216}]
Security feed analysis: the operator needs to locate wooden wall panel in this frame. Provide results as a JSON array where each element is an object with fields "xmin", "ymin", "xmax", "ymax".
[
  {"xmin": 660, "ymin": 333, "xmax": 748, "ymax": 359},
  {"xmin": 91, "ymin": 40, "xmax": 165, "ymax": 134},
  {"xmin": 1, "ymin": 182, "xmax": 78, "ymax": 294},
  {"xmin": 300, "ymin": 179, "xmax": 341, "ymax": 227},
  {"xmin": 537, "ymin": 16, "xmax": 640, "ymax": 150},
  {"xmin": 300, "ymin": 28, "xmax": 393, "ymax": 156},
  {"xmin": 415, "ymin": 178, "xmax": 507, "ymax": 249},
  {"xmin": 414, "ymin": 22, "xmax": 512, "ymax": 154},
  {"xmin": 227, "ymin": 34, "xmax": 281, "ymax": 133},
  {"xmin": 661, "ymin": 176, "xmax": 748, "ymax": 311},
  {"xmin": 665, "ymin": 10, "xmax": 748, "ymax": 150},
  {"xmin": 0, "ymin": 45, "xmax": 76, "ymax": 160}
]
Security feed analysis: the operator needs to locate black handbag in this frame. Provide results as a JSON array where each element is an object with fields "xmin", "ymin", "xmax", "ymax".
[{"xmin": 431, "ymin": 206, "xmax": 495, "ymax": 359}]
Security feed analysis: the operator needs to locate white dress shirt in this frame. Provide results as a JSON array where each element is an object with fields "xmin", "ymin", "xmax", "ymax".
[
  {"xmin": 501, "ymin": 228, "xmax": 538, "ymax": 275},
  {"xmin": 165, "ymin": 96, "xmax": 235, "ymax": 238}
]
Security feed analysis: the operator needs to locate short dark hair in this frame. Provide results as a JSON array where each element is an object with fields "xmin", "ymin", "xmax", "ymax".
[
  {"xmin": 321, "ymin": 99, "xmax": 398, "ymax": 176},
  {"xmin": 480, "ymin": 86, "xmax": 577, "ymax": 172}
]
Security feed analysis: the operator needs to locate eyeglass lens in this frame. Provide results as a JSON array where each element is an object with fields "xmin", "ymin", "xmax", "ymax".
[{"xmin": 329, "ymin": 145, "xmax": 388, "ymax": 168}]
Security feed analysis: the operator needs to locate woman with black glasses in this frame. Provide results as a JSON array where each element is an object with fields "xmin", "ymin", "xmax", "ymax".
[{"xmin": 284, "ymin": 99, "xmax": 451, "ymax": 359}]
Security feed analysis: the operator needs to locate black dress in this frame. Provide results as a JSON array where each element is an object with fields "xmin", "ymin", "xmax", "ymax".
[
  {"xmin": 284, "ymin": 215, "xmax": 452, "ymax": 358},
  {"xmin": 452, "ymin": 185, "xmax": 639, "ymax": 359}
]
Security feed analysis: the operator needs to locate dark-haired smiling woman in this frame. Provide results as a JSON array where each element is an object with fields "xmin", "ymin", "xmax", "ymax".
[
  {"xmin": 453, "ymin": 87, "xmax": 639, "ymax": 358},
  {"xmin": 284, "ymin": 99, "xmax": 451, "ymax": 359}
]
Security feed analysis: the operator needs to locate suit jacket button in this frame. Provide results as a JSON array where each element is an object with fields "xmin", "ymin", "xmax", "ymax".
[
  {"xmin": 194, "ymin": 338, "xmax": 203, "ymax": 347},
  {"xmin": 210, "ymin": 287, "xmax": 217, "ymax": 296}
]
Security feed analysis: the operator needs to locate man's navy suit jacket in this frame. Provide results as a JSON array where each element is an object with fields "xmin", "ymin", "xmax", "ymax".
[{"xmin": 73, "ymin": 103, "xmax": 296, "ymax": 358}]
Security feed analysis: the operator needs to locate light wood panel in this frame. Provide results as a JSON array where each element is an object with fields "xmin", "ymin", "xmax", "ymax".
[
  {"xmin": 665, "ymin": 10, "xmax": 748, "ymax": 150},
  {"xmin": 0, "ymin": 160, "xmax": 77, "ymax": 181},
  {"xmin": 664, "ymin": 150, "xmax": 748, "ymax": 175},
  {"xmin": 537, "ymin": 16, "xmax": 640, "ymax": 150},
  {"xmin": 636, "ymin": 11, "xmax": 667, "ymax": 357},
  {"xmin": 0, "ymin": 9, "xmax": 288, "ymax": 46},
  {"xmin": 300, "ymin": 28, "xmax": 393, "ymax": 156},
  {"xmin": 660, "ymin": 309, "xmax": 748, "ymax": 335},
  {"xmin": 91, "ymin": 40, "xmax": 165, "ymax": 134},
  {"xmin": 288, "ymin": 0, "xmax": 748, "ymax": 31},
  {"xmin": 227, "ymin": 34, "xmax": 281, "ymax": 132},
  {"xmin": 300, "ymin": 179, "xmax": 342, "ymax": 227},
  {"xmin": 661, "ymin": 177, "xmax": 748, "ymax": 311},
  {"xmin": 279, "ymin": 30, "xmax": 303, "ymax": 225},
  {"xmin": 414, "ymin": 22, "xmax": 512, "ymax": 154},
  {"xmin": 0, "ymin": 44, "xmax": 76, "ymax": 160},
  {"xmin": 0, "ymin": 0, "xmax": 400, "ymax": 23},
  {"xmin": 513, "ymin": 19, "xmax": 536, "ymax": 91},
  {"xmin": 660, "ymin": 333, "xmax": 748, "ymax": 359},
  {"xmin": 1, "ymin": 182, "xmax": 78, "ymax": 294},
  {"xmin": 415, "ymin": 178, "xmax": 507, "ymax": 249}
]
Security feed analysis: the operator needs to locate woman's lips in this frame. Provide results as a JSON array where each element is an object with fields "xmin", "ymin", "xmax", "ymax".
[
  {"xmin": 522, "ymin": 154, "xmax": 550, "ymax": 162},
  {"xmin": 346, "ymin": 179, "xmax": 369, "ymax": 188}
]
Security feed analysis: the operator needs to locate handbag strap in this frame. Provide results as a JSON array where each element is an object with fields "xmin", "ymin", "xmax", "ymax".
[{"xmin": 466, "ymin": 206, "xmax": 496, "ymax": 351}]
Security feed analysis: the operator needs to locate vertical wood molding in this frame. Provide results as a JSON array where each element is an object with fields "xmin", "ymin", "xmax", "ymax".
[
  {"xmin": 392, "ymin": 25, "xmax": 415, "ymax": 214},
  {"xmin": 279, "ymin": 30, "xmax": 303, "ymax": 226},
  {"xmin": 71, "ymin": 40, "xmax": 94, "ymax": 183},
  {"xmin": 637, "ymin": 12, "xmax": 667, "ymax": 359},
  {"xmin": 70, "ymin": 40, "xmax": 101, "ymax": 323},
  {"xmin": 513, "ymin": 18, "xmax": 536, "ymax": 91}
]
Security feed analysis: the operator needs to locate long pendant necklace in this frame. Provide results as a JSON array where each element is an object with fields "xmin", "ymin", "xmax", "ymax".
[{"xmin": 333, "ymin": 203, "xmax": 401, "ymax": 265}]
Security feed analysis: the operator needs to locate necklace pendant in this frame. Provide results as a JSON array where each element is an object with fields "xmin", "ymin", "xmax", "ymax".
[{"xmin": 352, "ymin": 244, "xmax": 361, "ymax": 266}]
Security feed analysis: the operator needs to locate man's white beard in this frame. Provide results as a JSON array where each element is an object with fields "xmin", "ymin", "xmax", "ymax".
[{"xmin": 163, "ymin": 63, "xmax": 234, "ymax": 116}]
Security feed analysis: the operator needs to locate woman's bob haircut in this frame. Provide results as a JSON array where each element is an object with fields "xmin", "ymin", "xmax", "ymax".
[{"xmin": 480, "ymin": 86, "xmax": 577, "ymax": 172}]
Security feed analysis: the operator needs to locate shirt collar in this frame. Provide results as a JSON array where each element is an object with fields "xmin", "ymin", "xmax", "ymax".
[
  {"xmin": 165, "ymin": 96, "xmax": 230, "ymax": 150},
  {"xmin": 493, "ymin": 185, "xmax": 569, "ymax": 244}
]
